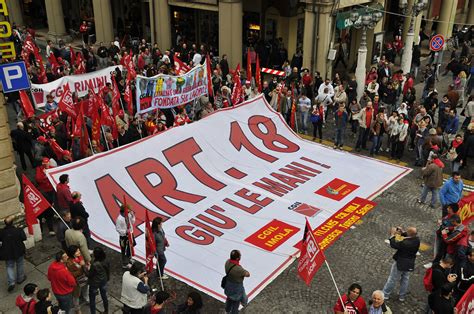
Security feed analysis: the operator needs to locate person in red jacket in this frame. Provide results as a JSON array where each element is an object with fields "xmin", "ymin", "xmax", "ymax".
[
  {"xmin": 47, "ymin": 250, "xmax": 76, "ymax": 313},
  {"xmin": 35, "ymin": 158, "xmax": 56, "ymax": 236},
  {"xmin": 56, "ymin": 174, "xmax": 73, "ymax": 211},
  {"xmin": 334, "ymin": 283, "xmax": 368, "ymax": 314},
  {"xmin": 15, "ymin": 283, "xmax": 38, "ymax": 314},
  {"xmin": 442, "ymin": 214, "xmax": 470, "ymax": 267}
]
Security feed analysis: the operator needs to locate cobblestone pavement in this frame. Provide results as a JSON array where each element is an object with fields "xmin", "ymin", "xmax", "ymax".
[{"xmin": 3, "ymin": 57, "xmax": 471, "ymax": 313}]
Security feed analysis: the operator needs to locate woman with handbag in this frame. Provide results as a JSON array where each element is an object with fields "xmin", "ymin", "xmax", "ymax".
[
  {"xmin": 446, "ymin": 134, "xmax": 464, "ymax": 173},
  {"xmin": 310, "ymin": 102, "xmax": 324, "ymax": 143},
  {"xmin": 66, "ymin": 245, "xmax": 89, "ymax": 314}
]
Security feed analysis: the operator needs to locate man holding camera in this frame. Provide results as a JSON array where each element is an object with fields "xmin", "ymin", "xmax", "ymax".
[{"xmin": 382, "ymin": 226, "xmax": 420, "ymax": 302}]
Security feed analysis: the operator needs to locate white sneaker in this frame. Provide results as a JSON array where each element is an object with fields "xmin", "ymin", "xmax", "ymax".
[
  {"xmin": 161, "ymin": 274, "xmax": 170, "ymax": 279},
  {"xmin": 49, "ymin": 231, "xmax": 56, "ymax": 236},
  {"xmin": 423, "ymin": 262, "xmax": 432, "ymax": 269}
]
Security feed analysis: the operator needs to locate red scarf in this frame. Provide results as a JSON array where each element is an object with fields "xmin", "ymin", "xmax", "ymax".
[
  {"xmin": 228, "ymin": 259, "xmax": 240, "ymax": 266},
  {"xmin": 453, "ymin": 139, "xmax": 463, "ymax": 148}
]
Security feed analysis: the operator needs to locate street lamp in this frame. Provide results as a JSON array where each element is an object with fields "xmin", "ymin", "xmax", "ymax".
[
  {"xmin": 400, "ymin": 0, "xmax": 427, "ymax": 75},
  {"xmin": 350, "ymin": 7, "xmax": 383, "ymax": 100}
]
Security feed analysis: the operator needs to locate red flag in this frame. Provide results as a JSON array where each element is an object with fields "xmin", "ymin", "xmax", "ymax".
[
  {"xmin": 205, "ymin": 54, "xmax": 213, "ymax": 98},
  {"xmin": 22, "ymin": 174, "xmax": 51, "ymax": 234},
  {"xmin": 75, "ymin": 52, "xmax": 86, "ymax": 74},
  {"xmin": 34, "ymin": 46, "xmax": 48, "ymax": 83},
  {"xmin": 297, "ymin": 219, "xmax": 326, "ymax": 286},
  {"xmin": 174, "ymin": 53, "xmax": 191, "ymax": 75},
  {"xmin": 90, "ymin": 106, "xmax": 101, "ymax": 146},
  {"xmin": 256, "ymin": 54, "xmax": 262, "ymax": 92},
  {"xmin": 79, "ymin": 116, "xmax": 90, "ymax": 157},
  {"xmin": 123, "ymin": 196, "xmax": 135, "ymax": 257},
  {"xmin": 49, "ymin": 139, "xmax": 65, "ymax": 160},
  {"xmin": 19, "ymin": 90, "xmax": 35, "ymax": 118},
  {"xmin": 57, "ymin": 84, "xmax": 77, "ymax": 118},
  {"xmin": 69, "ymin": 46, "xmax": 75, "ymax": 65},
  {"xmin": 145, "ymin": 210, "xmax": 156, "ymax": 273},
  {"xmin": 38, "ymin": 110, "xmax": 58, "ymax": 130},
  {"xmin": 457, "ymin": 192, "xmax": 474, "ymax": 226},
  {"xmin": 456, "ymin": 284, "xmax": 474, "ymax": 313},
  {"xmin": 111, "ymin": 75, "xmax": 122, "ymax": 116},
  {"xmin": 290, "ymin": 100, "xmax": 296, "ymax": 130},
  {"xmin": 246, "ymin": 48, "xmax": 252, "ymax": 83},
  {"xmin": 73, "ymin": 104, "xmax": 83, "ymax": 138},
  {"xmin": 231, "ymin": 64, "xmax": 243, "ymax": 105},
  {"xmin": 124, "ymin": 74, "xmax": 133, "ymax": 115}
]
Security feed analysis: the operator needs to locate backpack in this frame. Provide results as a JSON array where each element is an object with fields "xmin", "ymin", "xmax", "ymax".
[{"xmin": 423, "ymin": 267, "xmax": 434, "ymax": 292}]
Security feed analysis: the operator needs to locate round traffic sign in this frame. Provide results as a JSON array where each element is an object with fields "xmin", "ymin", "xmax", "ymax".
[{"xmin": 430, "ymin": 34, "xmax": 445, "ymax": 52}]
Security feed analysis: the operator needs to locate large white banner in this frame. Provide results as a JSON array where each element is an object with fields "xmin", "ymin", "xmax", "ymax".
[
  {"xmin": 135, "ymin": 63, "xmax": 208, "ymax": 113},
  {"xmin": 46, "ymin": 95, "xmax": 410, "ymax": 302},
  {"xmin": 31, "ymin": 66, "xmax": 121, "ymax": 107}
]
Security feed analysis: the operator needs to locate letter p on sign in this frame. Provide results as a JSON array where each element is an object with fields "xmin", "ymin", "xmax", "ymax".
[{"xmin": 0, "ymin": 61, "xmax": 30, "ymax": 93}]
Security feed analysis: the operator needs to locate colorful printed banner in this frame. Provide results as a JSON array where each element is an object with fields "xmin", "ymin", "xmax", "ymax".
[
  {"xmin": 30, "ymin": 66, "xmax": 121, "ymax": 107},
  {"xmin": 135, "ymin": 62, "xmax": 208, "ymax": 113},
  {"xmin": 46, "ymin": 95, "xmax": 410, "ymax": 303}
]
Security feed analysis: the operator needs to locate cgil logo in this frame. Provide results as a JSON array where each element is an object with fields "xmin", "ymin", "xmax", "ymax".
[{"xmin": 288, "ymin": 202, "xmax": 320, "ymax": 217}]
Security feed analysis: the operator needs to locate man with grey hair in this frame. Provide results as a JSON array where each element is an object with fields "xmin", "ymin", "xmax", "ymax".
[{"xmin": 368, "ymin": 290, "xmax": 392, "ymax": 314}]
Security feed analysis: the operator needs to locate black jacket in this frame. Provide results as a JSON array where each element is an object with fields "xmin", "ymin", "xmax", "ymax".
[
  {"xmin": 70, "ymin": 201, "xmax": 89, "ymax": 221},
  {"xmin": 390, "ymin": 235, "xmax": 420, "ymax": 271},
  {"xmin": 10, "ymin": 128, "xmax": 33, "ymax": 152},
  {"xmin": 86, "ymin": 260, "xmax": 110, "ymax": 287},
  {"xmin": 431, "ymin": 263, "xmax": 456, "ymax": 293},
  {"xmin": 0, "ymin": 225, "xmax": 26, "ymax": 260}
]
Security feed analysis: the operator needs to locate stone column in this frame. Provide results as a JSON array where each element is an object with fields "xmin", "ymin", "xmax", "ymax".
[
  {"xmin": 467, "ymin": 0, "xmax": 474, "ymax": 24},
  {"xmin": 92, "ymin": 0, "xmax": 114, "ymax": 43},
  {"xmin": 219, "ymin": 0, "xmax": 242, "ymax": 69},
  {"xmin": 302, "ymin": 3, "xmax": 315, "ymax": 71},
  {"xmin": 0, "ymin": 90, "xmax": 22, "ymax": 219},
  {"xmin": 153, "ymin": 0, "xmax": 172, "ymax": 51},
  {"xmin": 5, "ymin": 0, "xmax": 23, "ymax": 26},
  {"xmin": 401, "ymin": 0, "xmax": 415, "ymax": 43},
  {"xmin": 45, "ymin": 0, "xmax": 67, "ymax": 39},
  {"xmin": 355, "ymin": 28, "xmax": 368, "ymax": 100},
  {"xmin": 437, "ymin": 0, "xmax": 458, "ymax": 39},
  {"xmin": 315, "ymin": 7, "xmax": 332, "ymax": 79}
]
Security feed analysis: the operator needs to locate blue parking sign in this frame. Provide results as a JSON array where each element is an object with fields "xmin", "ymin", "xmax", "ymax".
[{"xmin": 0, "ymin": 61, "xmax": 30, "ymax": 93}]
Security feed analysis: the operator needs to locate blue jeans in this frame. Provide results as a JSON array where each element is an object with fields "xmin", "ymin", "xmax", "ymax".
[
  {"xmin": 156, "ymin": 253, "xmax": 167, "ymax": 277},
  {"xmin": 420, "ymin": 186, "xmax": 439, "ymax": 206},
  {"xmin": 6, "ymin": 256, "xmax": 25, "ymax": 286},
  {"xmin": 55, "ymin": 293, "xmax": 73, "ymax": 313},
  {"xmin": 89, "ymin": 282, "xmax": 108, "ymax": 314},
  {"xmin": 335, "ymin": 128, "xmax": 345, "ymax": 146},
  {"xmin": 300, "ymin": 111, "xmax": 309, "ymax": 132},
  {"xmin": 370, "ymin": 135, "xmax": 381, "ymax": 155},
  {"xmin": 225, "ymin": 299, "xmax": 240, "ymax": 314},
  {"xmin": 382, "ymin": 262, "xmax": 411, "ymax": 299}
]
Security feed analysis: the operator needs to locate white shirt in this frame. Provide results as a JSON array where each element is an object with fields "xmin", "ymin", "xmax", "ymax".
[
  {"xmin": 318, "ymin": 83, "xmax": 334, "ymax": 97},
  {"xmin": 115, "ymin": 212, "xmax": 135, "ymax": 237}
]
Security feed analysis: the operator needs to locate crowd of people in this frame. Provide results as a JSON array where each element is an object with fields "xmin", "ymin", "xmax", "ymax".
[{"xmin": 1, "ymin": 23, "xmax": 473, "ymax": 313}]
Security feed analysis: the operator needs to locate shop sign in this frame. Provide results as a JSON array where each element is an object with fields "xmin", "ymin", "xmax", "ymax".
[
  {"xmin": 0, "ymin": 0, "xmax": 16, "ymax": 59},
  {"xmin": 336, "ymin": 5, "xmax": 383, "ymax": 30}
]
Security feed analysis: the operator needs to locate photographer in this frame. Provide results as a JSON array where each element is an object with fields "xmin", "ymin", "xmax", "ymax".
[
  {"xmin": 120, "ymin": 263, "xmax": 150, "ymax": 313},
  {"xmin": 382, "ymin": 226, "xmax": 420, "ymax": 302}
]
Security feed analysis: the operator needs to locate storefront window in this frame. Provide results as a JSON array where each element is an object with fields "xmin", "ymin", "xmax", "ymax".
[{"xmin": 171, "ymin": 6, "xmax": 218, "ymax": 50}]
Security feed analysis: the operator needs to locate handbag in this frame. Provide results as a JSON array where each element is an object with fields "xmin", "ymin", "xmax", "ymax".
[
  {"xmin": 221, "ymin": 264, "xmax": 237, "ymax": 289},
  {"xmin": 446, "ymin": 147, "xmax": 458, "ymax": 161},
  {"xmin": 310, "ymin": 114, "xmax": 320, "ymax": 123}
]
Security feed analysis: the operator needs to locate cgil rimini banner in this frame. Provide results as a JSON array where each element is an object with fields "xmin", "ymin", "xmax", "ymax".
[
  {"xmin": 30, "ymin": 66, "xmax": 122, "ymax": 107},
  {"xmin": 46, "ymin": 95, "xmax": 411, "ymax": 303},
  {"xmin": 135, "ymin": 62, "xmax": 208, "ymax": 113}
]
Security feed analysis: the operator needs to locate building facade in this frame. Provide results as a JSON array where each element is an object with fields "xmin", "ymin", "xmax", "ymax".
[{"xmin": 5, "ymin": 0, "xmax": 473, "ymax": 78}]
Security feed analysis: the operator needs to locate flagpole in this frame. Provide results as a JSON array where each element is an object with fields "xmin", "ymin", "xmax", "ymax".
[
  {"xmin": 155, "ymin": 257, "xmax": 164, "ymax": 291},
  {"xmin": 50, "ymin": 205, "xmax": 71, "ymax": 230},
  {"xmin": 101, "ymin": 126, "xmax": 110, "ymax": 151},
  {"xmin": 324, "ymin": 260, "xmax": 346, "ymax": 312}
]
